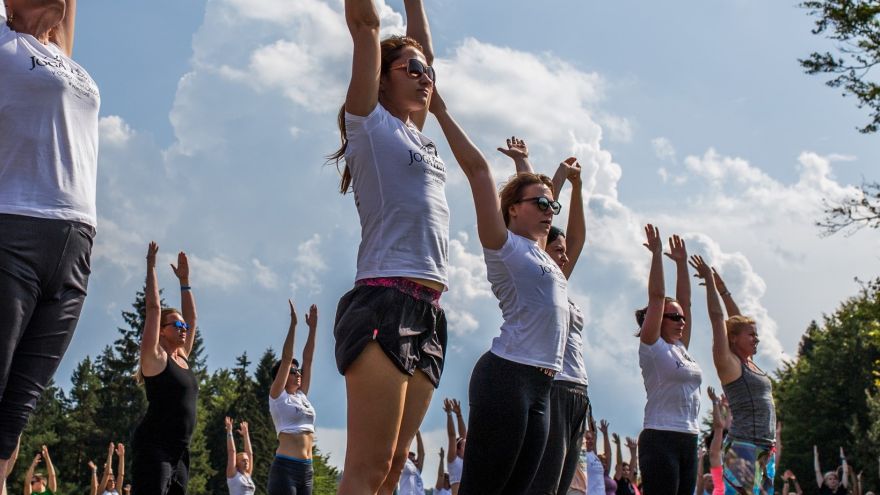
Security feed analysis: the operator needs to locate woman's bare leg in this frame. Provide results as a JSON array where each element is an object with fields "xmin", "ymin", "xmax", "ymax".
[{"xmin": 378, "ymin": 370, "xmax": 434, "ymax": 494}]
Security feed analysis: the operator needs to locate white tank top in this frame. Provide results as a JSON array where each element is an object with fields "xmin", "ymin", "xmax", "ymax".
[
  {"xmin": 0, "ymin": 2, "xmax": 100, "ymax": 226},
  {"xmin": 344, "ymin": 104, "xmax": 449, "ymax": 287},
  {"xmin": 485, "ymin": 231, "xmax": 569, "ymax": 371},
  {"xmin": 268, "ymin": 389, "xmax": 316, "ymax": 435},
  {"xmin": 448, "ymin": 456, "xmax": 463, "ymax": 484},
  {"xmin": 226, "ymin": 472, "xmax": 256, "ymax": 495},
  {"xmin": 555, "ymin": 299, "xmax": 589, "ymax": 384},
  {"xmin": 639, "ymin": 337, "xmax": 703, "ymax": 433},
  {"xmin": 585, "ymin": 451, "xmax": 605, "ymax": 495},
  {"xmin": 398, "ymin": 458, "xmax": 425, "ymax": 495}
]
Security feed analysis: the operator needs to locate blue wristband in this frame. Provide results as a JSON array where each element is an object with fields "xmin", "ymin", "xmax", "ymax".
[{"xmin": 181, "ymin": 285, "xmax": 192, "ymax": 291}]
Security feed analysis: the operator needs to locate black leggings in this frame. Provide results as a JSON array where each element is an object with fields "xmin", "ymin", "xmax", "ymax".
[
  {"xmin": 529, "ymin": 381, "xmax": 590, "ymax": 495},
  {"xmin": 267, "ymin": 455, "xmax": 313, "ymax": 495},
  {"xmin": 0, "ymin": 214, "xmax": 93, "ymax": 458},
  {"xmin": 459, "ymin": 352, "xmax": 553, "ymax": 495},
  {"xmin": 638, "ymin": 428, "xmax": 698, "ymax": 495},
  {"xmin": 131, "ymin": 444, "xmax": 190, "ymax": 495}
]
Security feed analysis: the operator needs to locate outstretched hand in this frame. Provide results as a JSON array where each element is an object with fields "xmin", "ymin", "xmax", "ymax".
[
  {"xmin": 288, "ymin": 299, "xmax": 298, "ymax": 327},
  {"xmin": 442, "ymin": 398, "xmax": 452, "ymax": 413},
  {"xmin": 224, "ymin": 416, "xmax": 233, "ymax": 433},
  {"xmin": 612, "ymin": 432, "xmax": 620, "ymax": 444},
  {"xmin": 688, "ymin": 255, "xmax": 713, "ymax": 281},
  {"xmin": 87, "ymin": 460, "xmax": 97, "ymax": 471},
  {"xmin": 451, "ymin": 398, "xmax": 462, "ymax": 415},
  {"xmin": 146, "ymin": 242, "xmax": 159, "ymax": 267},
  {"xmin": 116, "ymin": 443, "xmax": 125, "ymax": 456},
  {"xmin": 170, "ymin": 251, "xmax": 189, "ymax": 281},
  {"xmin": 439, "ymin": 447, "xmax": 444, "ymax": 459},
  {"xmin": 643, "ymin": 224, "xmax": 662, "ymax": 254},
  {"xmin": 497, "ymin": 136, "xmax": 529, "ymax": 161},
  {"xmin": 625, "ymin": 437, "xmax": 637, "ymax": 450},
  {"xmin": 664, "ymin": 235, "xmax": 687, "ymax": 263},
  {"xmin": 707, "ymin": 386, "xmax": 719, "ymax": 403},
  {"xmin": 598, "ymin": 419, "xmax": 609, "ymax": 434},
  {"xmin": 712, "ymin": 268, "xmax": 729, "ymax": 293},
  {"xmin": 238, "ymin": 421, "xmax": 249, "ymax": 436},
  {"xmin": 306, "ymin": 304, "xmax": 318, "ymax": 329},
  {"xmin": 559, "ymin": 156, "xmax": 582, "ymax": 184}
]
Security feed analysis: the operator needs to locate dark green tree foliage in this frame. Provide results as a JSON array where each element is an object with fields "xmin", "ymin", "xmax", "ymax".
[
  {"xmin": 775, "ymin": 278, "xmax": 880, "ymax": 493},
  {"xmin": 800, "ymin": 0, "xmax": 880, "ymax": 133},
  {"xmin": 8, "ymin": 288, "xmax": 339, "ymax": 494}
]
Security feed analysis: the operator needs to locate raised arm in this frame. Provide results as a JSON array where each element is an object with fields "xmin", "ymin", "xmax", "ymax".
[
  {"xmin": 88, "ymin": 461, "xmax": 98, "ymax": 495},
  {"xmin": 690, "ymin": 255, "xmax": 740, "ymax": 384},
  {"xmin": 598, "ymin": 420, "xmax": 612, "ymax": 474},
  {"xmin": 171, "ymin": 252, "xmax": 197, "ymax": 359},
  {"xmin": 707, "ymin": 387, "xmax": 725, "ymax": 468},
  {"xmin": 404, "ymin": 0, "xmax": 433, "ymax": 129},
  {"xmin": 451, "ymin": 398, "xmax": 467, "ymax": 439},
  {"xmin": 429, "ymin": 89, "xmax": 507, "ymax": 250},
  {"xmin": 560, "ymin": 158, "xmax": 585, "ymax": 279},
  {"xmin": 612, "ymin": 433, "xmax": 623, "ymax": 480},
  {"xmin": 497, "ymin": 137, "xmax": 535, "ymax": 174},
  {"xmin": 140, "ymin": 242, "xmax": 166, "ymax": 376},
  {"xmin": 444, "ymin": 399, "xmax": 457, "ymax": 464},
  {"xmin": 625, "ymin": 437, "xmax": 638, "ymax": 482},
  {"xmin": 99, "ymin": 442, "xmax": 113, "ymax": 491},
  {"xmin": 435, "ymin": 447, "xmax": 445, "ymax": 490},
  {"xmin": 49, "ymin": 0, "xmax": 76, "ymax": 56},
  {"xmin": 115, "ymin": 443, "xmax": 125, "ymax": 489},
  {"xmin": 665, "ymin": 235, "xmax": 692, "ymax": 348},
  {"xmin": 415, "ymin": 430, "xmax": 425, "ymax": 473},
  {"xmin": 24, "ymin": 454, "xmax": 39, "ymax": 495},
  {"xmin": 240, "ymin": 421, "xmax": 253, "ymax": 476},
  {"xmin": 41, "ymin": 446, "xmax": 56, "ymax": 493},
  {"xmin": 841, "ymin": 447, "xmax": 850, "ymax": 488},
  {"xmin": 639, "ymin": 224, "xmax": 666, "ymax": 345},
  {"xmin": 270, "ymin": 300, "xmax": 298, "ymax": 399},
  {"xmin": 712, "ymin": 268, "xmax": 742, "ymax": 317},
  {"xmin": 225, "ymin": 417, "xmax": 237, "ymax": 478},
  {"xmin": 814, "ymin": 445, "xmax": 824, "ymax": 488},
  {"xmin": 300, "ymin": 304, "xmax": 318, "ymax": 395},
  {"xmin": 344, "ymin": 0, "xmax": 381, "ymax": 117}
]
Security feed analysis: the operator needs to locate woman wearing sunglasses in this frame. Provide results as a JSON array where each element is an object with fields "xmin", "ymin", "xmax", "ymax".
[
  {"xmin": 131, "ymin": 243, "xmax": 199, "ymax": 495},
  {"xmin": 267, "ymin": 301, "xmax": 317, "ymax": 495},
  {"xmin": 498, "ymin": 137, "xmax": 590, "ymax": 495},
  {"xmin": 426, "ymin": 91, "xmax": 569, "ymax": 494},
  {"xmin": 635, "ymin": 225, "xmax": 702, "ymax": 495},
  {"xmin": 690, "ymin": 257, "xmax": 777, "ymax": 495},
  {"xmin": 332, "ymin": 0, "xmax": 448, "ymax": 493}
]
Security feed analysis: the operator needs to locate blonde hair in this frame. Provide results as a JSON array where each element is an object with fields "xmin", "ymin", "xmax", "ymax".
[
  {"xmin": 725, "ymin": 315, "xmax": 756, "ymax": 339},
  {"xmin": 135, "ymin": 308, "xmax": 183, "ymax": 384},
  {"xmin": 498, "ymin": 173, "xmax": 555, "ymax": 226}
]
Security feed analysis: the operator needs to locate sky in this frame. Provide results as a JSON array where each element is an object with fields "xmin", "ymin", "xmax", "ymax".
[{"xmin": 57, "ymin": 0, "xmax": 880, "ymax": 479}]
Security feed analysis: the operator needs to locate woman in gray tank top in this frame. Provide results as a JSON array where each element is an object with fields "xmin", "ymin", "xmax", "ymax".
[{"xmin": 690, "ymin": 256, "xmax": 777, "ymax": 495}]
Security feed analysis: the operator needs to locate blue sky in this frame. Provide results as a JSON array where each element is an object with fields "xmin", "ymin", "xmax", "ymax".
[{"xmin": 61, "ymin": 0, "xmax": 880, "ymax": 476}]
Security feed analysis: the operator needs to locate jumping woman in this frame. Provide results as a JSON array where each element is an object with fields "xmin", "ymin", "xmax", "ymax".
[
  {"xmin": 636, "ymin": 225, "xmax": 703, "ymax": 495},
  {"xmin": 132, "ymin": 243, "xmax": 199, "ymax": 495},
  {"xmin": 268, "ymin": 301, "xmax": 317, "ymax": 495},
  {"xmin": 333, "ymin": 0, "xmax": 448, "ymax": 492}
]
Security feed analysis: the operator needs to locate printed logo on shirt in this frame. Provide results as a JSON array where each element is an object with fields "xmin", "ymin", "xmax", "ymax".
[
  {"xmin": 407, "ymin": 142, "xmax": 446, "ymax": 187},
  {"xmin": 29, "ymin": 54, "xmax": 98, "ymax": 100}
]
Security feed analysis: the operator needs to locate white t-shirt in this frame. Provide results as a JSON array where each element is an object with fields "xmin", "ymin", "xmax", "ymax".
[
  {"xmin": 485, "ymin": 231, "xmax": 569, "ymax": 371},
  {"xmin": 584, "ymin": 451, "xmax": 605, "ymax": 495},
  {"xmin": 556, "ymin": 299, "xmax": 589, "ymax": 385},
  {"xmin": 268, "ymin": 389, "xmax": 316, "ymax": 435},
  {"xmin": 226, "ymin": 472, "xmax": 256, "ymax": 495},
  {"xmin": 639, "ymin": 337, "xmax": 703, "ymax": 433},
  {"xmin": 0, "ymin": 1, "xmax": 100, "ymax": 226},
  {"xmin": 397, "ymin": 458, "xmax": 425, "ymax": 495},
  {"xmin": 448, "ymin": 456, "xmax": 463, "ymax": 484},
  {"xmin": 436, "ymin": 489, "xmax": 452, "ymax": 495},
  {"xmin": 101, "ymin": 491, "xmax": 119, "ymax": 495},
  {"xmin": 344, "ymin": 104, "xmax": 449, "ymax": 287}
]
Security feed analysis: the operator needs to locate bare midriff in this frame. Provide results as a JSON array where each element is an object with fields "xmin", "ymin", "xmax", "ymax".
[
  {"xmin": 405, "ymin": 276, "xmax": 444, "ymax": 292},
  {"xmin": 277, "ymin": 431, "xmax": 314, "ymax": 460}
]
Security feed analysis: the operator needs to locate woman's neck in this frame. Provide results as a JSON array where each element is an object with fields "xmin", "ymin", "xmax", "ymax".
[{"xmin": 378, "ymin": 97, "xmax": 411, "ymax": 125}]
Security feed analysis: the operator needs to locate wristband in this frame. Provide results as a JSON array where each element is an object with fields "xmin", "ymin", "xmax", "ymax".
[
  {"xmin": 181, "ymin": 286, "xmax": 192, "ymax": 291},
  {"xmin": 227, "ymin": 432, "xmax": 233, "ymax": 438}
]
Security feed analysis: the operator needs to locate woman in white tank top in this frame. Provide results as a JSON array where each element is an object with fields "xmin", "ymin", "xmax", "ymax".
[
  {"xmin": 443, "ymin": 398, "xmax": 466, "ymax": 494},
  {"xmin": 267, "ymin": 302, "xmax": 318, "ymax": 495},
  {"xmin": 225, "ymin": 417, "xmax": 255, "ymax": 495}
]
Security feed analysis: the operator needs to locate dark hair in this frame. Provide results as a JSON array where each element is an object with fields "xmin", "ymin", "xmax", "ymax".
[
  {"xmin": 498, "ymin": 172, "xmax": 555, "ymax": 226},
  {"xmin": 634, "ymin": 297, "xmax": 678, "ymax": 334},
  {"xmin": 328, "ymin": 35, "xmax": 426, "ymax": 194},
  {"xmin": 270, "ymin": 358, "xmax": 300, "ymax": 378},
  {"xmin": 547, "ymin": 226, "xmax": 565, "ymax": 244}
]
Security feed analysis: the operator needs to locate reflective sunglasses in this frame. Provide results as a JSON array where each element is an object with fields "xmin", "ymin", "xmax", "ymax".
[
  {"xmin": 514, "ymin": 196, "xmax": 562, "ymax": 215},
  {"xmin": 162, "ymin": 320, "xmax": 190, "ymax": 331},
  {"xmin": 390, "ymin": 58, "xmax": 436, "ymax": 82},
  {"xmin": 663, "ymin": 313, "xmax": 686, "ymax": 322}
]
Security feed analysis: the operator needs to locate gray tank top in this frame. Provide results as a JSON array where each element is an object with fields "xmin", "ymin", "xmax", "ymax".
[{"xmin": 722, "ymin": 361, "xmax": 776, "ymax": 445}]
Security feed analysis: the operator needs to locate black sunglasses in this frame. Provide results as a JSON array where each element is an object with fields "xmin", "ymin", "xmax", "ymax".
[
  {"xmin": 663, "ymin": 313, "xmax": 686, "ymax": 322},
  {"xmin": 391, "ymin": 58, "xmax": 436, "ymax": 83},
  {"xmin": 289, "ymin": 367, "xmax": 302, "ymax": 376},
  {"xmin": 514, "ymin": 196, "xmax": 562, "ymax": 215}
]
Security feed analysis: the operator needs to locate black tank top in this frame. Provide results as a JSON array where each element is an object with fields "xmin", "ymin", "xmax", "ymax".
[{"xmin": 134, "ymin": 356, "xmax": 199, "ymax": 449}]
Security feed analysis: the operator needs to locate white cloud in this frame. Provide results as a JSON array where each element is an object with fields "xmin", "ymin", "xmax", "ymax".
[
  {"xmin": 291, "ymin": 234, "xmax": 328, "ymax": 295},
  {"xmin": 651, "ymin": 137, "xmax": 676, "ymax": 162},
  {"xmin": 188, "ymin": 255, "xmax": 246, "ymax": 290},
  {"xmin": 99, "ymin": 116, "xmax": 134, "ymax": 147},
  {"xmin": 252, "ymin": 258, "xmax": 280, "ymax": 289}
]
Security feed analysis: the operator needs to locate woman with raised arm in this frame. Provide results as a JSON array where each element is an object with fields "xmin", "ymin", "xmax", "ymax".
[
  {"xmin": 443, "ymin": 398, "xmax": 466, "ymax": 495},
  {"xmin": 500, "ymin": 139, "xmax": 589, "ymax": 495},
  {"xmin": 813, "ymin": 446, "xmax": 849, "ymax": 495},
  {"xmin": 0, "ymin": 0, "xmax": 100, "ymax": 480},
  {"xmin": 613, "ymin": 436, "xmax": 639, "ymax": 495},
  {"xmin": 427, "ymin": 89, "xmax": 568, "ymax": 494},
  {"xmin": 131, "ymin": 243, "xmax": 199, "ymax": 495},
  {"xmin": 398, "ymin": 430, "xmax": 426, "ymax": 495},
  {"xmin": 636, "ymin": 225, "xmax": 702, "ymax": 495},
  {"xmin": 225, "ymin": 417, "xmax": 255, "ymax": 495},
  {"xmin": 596, "ymin": 421, "xmax": 616, "ymax": 495},
  {"xmin": 583, "ymin": 418, "xmax": 606, "ymax": 495},
  {"xmin": 268, "ymin": 302, "xmax": 317, "ymax": 495},
  {"xmin": 690, "ymin": 256, "xmax": 776, "ymax": 495},
  {"xmin": 98, "ymin": 442, "xmax": 124, "ymax": 495},
  {"xmin": 435, "ymin": 448, "xmax": 452, "ymax": 495},
  {"xmin": 706, "ymin": 387, "xmax": 727, "ymax": 495},
  {"xmin": 782, "ymin": 470, "xmax": 804, "ymax": 495},
  {"xmin": 332, "ymin": 0, "xmax": 448, "ymax": 492},
  {"xmin": 24, "ymin": 446, "xmax": 56, "ymax": 495}
]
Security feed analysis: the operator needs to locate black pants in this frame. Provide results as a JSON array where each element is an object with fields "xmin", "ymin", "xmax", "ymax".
[
  {"xmin": 638, "ymin": 428, "xmax": 698, "ymax": 495},
  {"xmin": 0, "ymin": 214, "xmax": 93, "ymax": 458},
  {"xmin": 529, "ymin": 381, "xmax": 590, "ymax": 495},
  {"xmin": 267, "ymin": 455, "xmax": 313, "ymax": 495},
  {"xmin": 131, "ymin": 444, "xmax": 190, "ymax": 495},
  {"xmin": 459, "ymin": 352, "xmax": 553, "ymax": 495}
]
